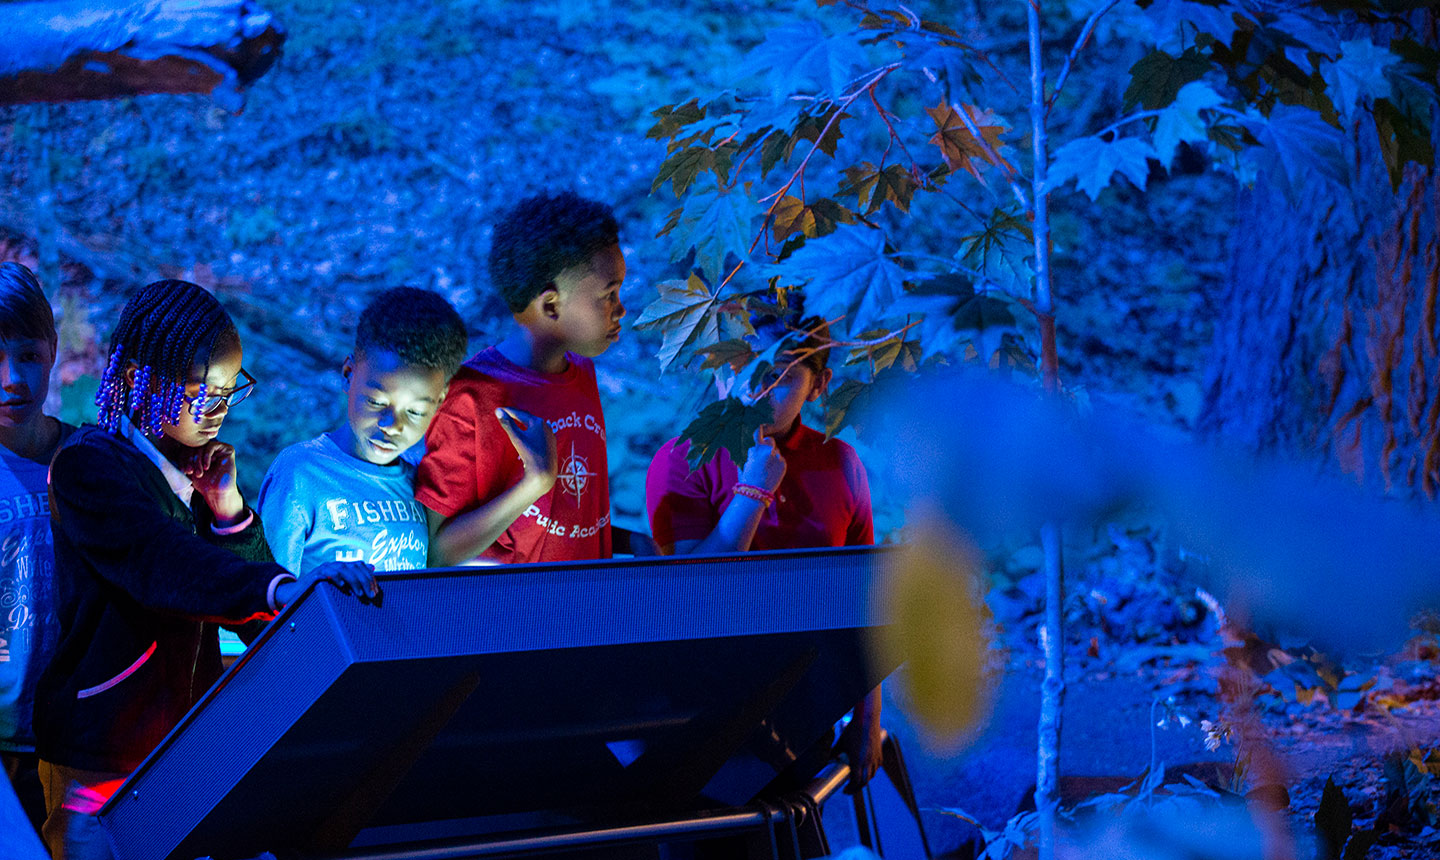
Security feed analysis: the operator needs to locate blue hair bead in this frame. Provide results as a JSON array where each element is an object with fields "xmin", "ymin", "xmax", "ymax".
[{"xmin": 192, "ymin": 383, "xmax": 207, "ymax": 424}]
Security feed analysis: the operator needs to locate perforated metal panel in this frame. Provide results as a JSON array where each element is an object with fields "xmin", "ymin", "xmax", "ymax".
[{"xmin": 99, "ymin": 547, "xmax": 896, "ymax": 860}]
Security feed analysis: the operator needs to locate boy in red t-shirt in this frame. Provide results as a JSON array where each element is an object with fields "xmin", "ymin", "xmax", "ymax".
[
  {"xmin": 417, "ymin": 192, "xmax": 625, "ymax": 565},
  {"xmin": 645, "ymin": 317, "xmax": 881, "ymax": 788}
]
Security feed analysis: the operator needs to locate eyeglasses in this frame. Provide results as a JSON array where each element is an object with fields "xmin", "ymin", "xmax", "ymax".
[{"xmin": 188, "ymin": 368, "xmax": 256, "ymax": 416}]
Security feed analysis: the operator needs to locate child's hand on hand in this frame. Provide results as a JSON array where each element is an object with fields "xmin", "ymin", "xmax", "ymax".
[
  {"xmin": 496, "ymin": 407, "xmax": 558, "ymax": 493},
  {"xmin": 739, "ymin": 429, "xmax": 786, "ymax": 493},
  {"xmin": 185, "ymin": 440, "xmax": 244, "ymax": 522}
]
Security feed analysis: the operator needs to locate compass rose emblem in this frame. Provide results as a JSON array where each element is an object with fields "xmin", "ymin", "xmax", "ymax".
[{"xmin": 557, "ymin": 441, "xmax": 597, "ymax": 506}]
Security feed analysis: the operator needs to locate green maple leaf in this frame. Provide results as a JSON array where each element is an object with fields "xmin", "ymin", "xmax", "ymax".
[
  {"xmin": 770, "ymin": 224, "xmax": 907, "ymax": 332},
  {"xmin": 957, "ymin": 209, "xmax": 1034, "ymax": 295},
  {"xmin": 825, "ymin": 378, "xmax": 871, "ymax": 439},
  {"xmin": 845, "ymin": 163, "xmax": 919, "ymax": 214},
  {"xmin": 839, "ymin": 161, "xmax": 881, "ymax": 209},
  {"xmin": 740, "ymin": 20, "xmax": 870, "ymax": 100},
  {"xmin": 1320, "ymin": 38, "xmax": 1399, "ymax": 121},
  {"xmin": 667, "ymin": 185, "xmax": 760, "ymax": 283},
  {"xmin": 633, "ymin": 274, "xmax": 727, "ymax": 371},
  {"xmin": 1047, "ymin": 136, "xmax": 1156, "ymax": 201},
  {"xmin": 652, "ymin": 147, "xmax": 713, "ymax": 196},
  {"xmin": 952, "ymin": 295, "xmax": 1017, "ymax": 332},
  {"xmin": 679, "ymin": 397, "xmax": 774, "ymax": 470},
  {"xmin": 646, "ymin": 99, "xmax": 706, "ymax": 141},
  {"xmin": 1125, "ymin": 48, "xmax": 1212, "ymax": 110},
  {"xmin": 1153, "ymin": 80, "xmax": 1227, "ymax": 166}
]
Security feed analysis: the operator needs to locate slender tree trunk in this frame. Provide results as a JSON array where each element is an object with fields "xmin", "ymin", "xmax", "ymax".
[{"xmin": 1027, "ymin": 2, "xmax": 1065, "ymax": 859}]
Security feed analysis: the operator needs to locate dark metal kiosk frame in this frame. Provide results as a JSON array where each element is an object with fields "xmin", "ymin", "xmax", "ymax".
[{"xmin": 98, "ymin": 548, "xmax": 931, "ymax": 860}]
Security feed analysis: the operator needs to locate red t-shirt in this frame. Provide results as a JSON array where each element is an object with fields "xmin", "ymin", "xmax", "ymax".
[
  {"xmin": 645, "ymin": 420, "xmax": 873, "ymax": 551},
  {"xmin": 415, "ymin": 347, "xmax": 611, "ymax": 564}
]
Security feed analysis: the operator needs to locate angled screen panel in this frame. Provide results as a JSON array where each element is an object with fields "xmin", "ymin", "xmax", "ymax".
[{"xmin": 99, "ymin": 547, "xmax": 896, "ymax": 860}]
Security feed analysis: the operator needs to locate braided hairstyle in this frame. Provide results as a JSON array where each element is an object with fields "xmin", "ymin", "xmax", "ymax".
[{"xmin": 95, "ymin": 280, "xmax": 240, "ymax": 436}]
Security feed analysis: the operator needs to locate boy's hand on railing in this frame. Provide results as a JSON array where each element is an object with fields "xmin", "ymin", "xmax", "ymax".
[
  {"xmin": 496, "ymin": 407, "xmax": 558, "ymax": 493},
  {"xmin": 738, "ymin": 428, "xmax": 786, "ymax": 494},
  {"xmin": 276, "ymin": 560, "xmax": 381, "ymax": 607}
]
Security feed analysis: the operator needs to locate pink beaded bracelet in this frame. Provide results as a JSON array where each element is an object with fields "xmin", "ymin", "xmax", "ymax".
[{"xmin": 733, "ymin": 483, "xmax": 775, "ymax": 507}]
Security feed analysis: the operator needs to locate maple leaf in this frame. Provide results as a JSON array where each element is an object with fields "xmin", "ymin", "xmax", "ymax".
[
  {"xmin": 646, "ymin": 99, "xmax": 706, "ymax": 141},
  {"xmin": 957, "ymin": 208, "xmax": 1034, "ymax": 295},
  {"xmin": 1152, "ymin": 80, "xmax": 1226, "ymax": 166},
  {"xmin": 770, "ymin": 195, "xmax": 855, "ymax": 242},
  {"xmin": 652, "ymin": 146, "xmax": 713, "ymax": 196},
  {"xmin": 739, "ymin": 20, "xmax": 870, "ymax": 100},
  {"xmin": 825, "ymin": 378, "xmax": 871, "ymax": 439},
  {"xmin": 846, "ymin": 333, "xmax": 922, "ymax": 374},
  {"xmin": 1125, "ymin": 48, "xmax": 1212, "ymax": 110},
  {"xmin": 926, "ymin": 102, "xmax": 1012, "ymax": 180},
  {"xmin": 698, "ymin": 339, "xmax": 756, "ymax": 372},
  {"xmin": 1320, "ymin": 38, "xmax": 1399, "ymax": 121},
  {"xmin": 666, "ymin": 184, "xmax": 760, "ymax": 283},
  {"xmin": 840, "ymin": 162, "xmax": 918, "ymax": 214},
  {"xmin": 1047, "ymin": 135, "xmax": 1156, "ymax": 201},
  {"xmin": 1241, "ymin": 104, "xmax": 1348, "ymax": 200},
  {"xmin": 770, "ymin": 224, "xmax": 907, "ymax": 332},
  {"xmin": 633, "ymin": 275, "xmax": 726, "ymax": 371},
  {"xmin": 1142, "ymin": 0, "xmax": 1247, "ymax": 53},
  {"xmin": 679, "ymin": 397, "xmax": 774, "ymax": 470},
  {"xmin": 771, "ymin": 195, "xmax": 816, "ymax": 242}
]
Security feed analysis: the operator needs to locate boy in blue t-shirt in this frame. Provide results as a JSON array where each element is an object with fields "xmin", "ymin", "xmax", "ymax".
[
  {"xmin": 259, "ymin": 287, "xmax": 467, "ymax": 574},
  {"xmin": 0, "ymin": 263, "xmax": 75, "ymax": 836}
]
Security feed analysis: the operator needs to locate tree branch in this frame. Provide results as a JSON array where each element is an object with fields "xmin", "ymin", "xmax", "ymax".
[
  {"xmin": 1046, "ymin": 0, "xmax": 1125, "ymax": 113},
  {"xmin": 1095, "ymin": 108, "xmax": 1166, "ymax": 140}
]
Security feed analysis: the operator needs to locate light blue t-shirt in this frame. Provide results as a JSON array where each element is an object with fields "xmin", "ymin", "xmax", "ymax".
[
  {"xmin": 0, "ymin": 421, "xmax": 74, "ymax": 752},
  {"xmin": 258, "ymin": 433, "xmax": 429, "ymax": 576}
]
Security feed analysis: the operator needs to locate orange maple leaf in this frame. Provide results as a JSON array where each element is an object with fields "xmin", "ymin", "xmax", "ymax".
[{"xmin": 927, "ymin": 102, "xmax": 1012, "ymax": 180}]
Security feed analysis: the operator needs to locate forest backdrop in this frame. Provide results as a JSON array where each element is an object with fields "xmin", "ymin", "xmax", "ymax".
[{"xmin": 0, "ymin": 0, "xmax": 1240, "ymax": 539}]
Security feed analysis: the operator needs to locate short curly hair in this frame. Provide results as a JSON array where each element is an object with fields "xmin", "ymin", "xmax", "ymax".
[
  {"xmin": 488, "ymin": 191, "xmax": 620, "ymax": 313},
  {"xmin": 355, "ymin": 287, "xmax": 468, "ymax": 379}
]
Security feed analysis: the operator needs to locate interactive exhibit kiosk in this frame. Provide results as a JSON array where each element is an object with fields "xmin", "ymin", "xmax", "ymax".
[{"xmin": 99, "ymin": 547, "xmax": 932, "ymax": 859}]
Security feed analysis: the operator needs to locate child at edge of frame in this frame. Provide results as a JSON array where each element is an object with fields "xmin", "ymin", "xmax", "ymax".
[
  {"xmin": 258, "ymin": 286, "xmax": 468, "ymax": 575},
  {"xmin": 416, "ymin": 191, "xmax": 629, "ymax": 566},
  {"xmin": 645, "ymin": 315, "xmax": 884, "ymax": 792},
  {"xmin": 32, "ymin": 279, "xmax": 379, "ymax": 860},
  {"xmin": 0, "ymin": 262, "xmax": 77, "ymax": 840}
]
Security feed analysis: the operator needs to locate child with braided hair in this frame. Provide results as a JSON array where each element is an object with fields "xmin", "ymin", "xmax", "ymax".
[{"xmin": 33, "ymin": 279, "xmax": 378, "ymax": 860}]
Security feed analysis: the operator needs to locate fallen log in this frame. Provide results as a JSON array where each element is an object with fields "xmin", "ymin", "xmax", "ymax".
[{"xmin": 0, "ymin": 0, "xmax": 284, "ymax": 110}]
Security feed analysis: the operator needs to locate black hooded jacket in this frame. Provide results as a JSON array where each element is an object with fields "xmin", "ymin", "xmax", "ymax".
[{"xmin": 35, "ymin": 425, "xmax": 285, "ymax": 773}]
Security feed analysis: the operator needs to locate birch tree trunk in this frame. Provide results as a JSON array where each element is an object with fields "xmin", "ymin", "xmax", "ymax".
[{"xmin": 1028, "ymin": 2, "xmax": 1066, "ymax": 858}]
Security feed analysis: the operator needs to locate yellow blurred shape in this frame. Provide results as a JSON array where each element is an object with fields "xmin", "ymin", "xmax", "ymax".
[{"xmin": 875, "ymin": 517, "xmax": 994, "ymax": 749}]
